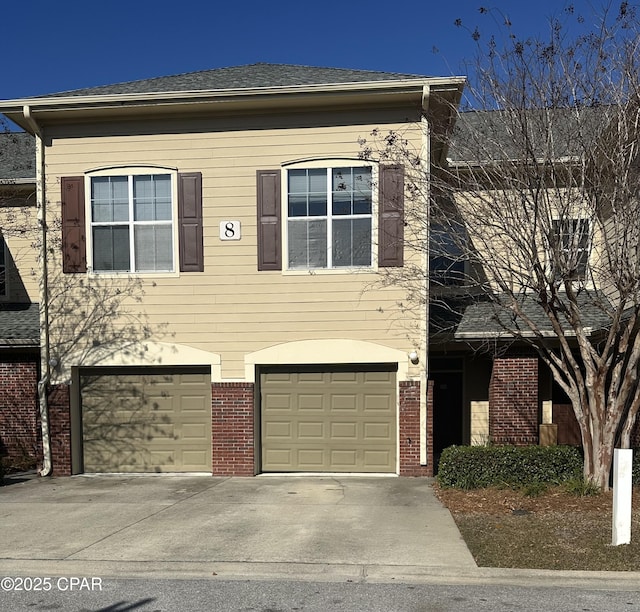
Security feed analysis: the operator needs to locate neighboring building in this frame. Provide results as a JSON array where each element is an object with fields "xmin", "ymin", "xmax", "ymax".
[
  {"xmin": 0, "ymin": 131, "xmax": 40, "ymax": 469},
  {"xmin": 428, "ymin": 108, "xmax": 640, "ymax": 462},
  {"xmin": 0, "ymin": 64, "xmax": 465, "ymax": 476}
]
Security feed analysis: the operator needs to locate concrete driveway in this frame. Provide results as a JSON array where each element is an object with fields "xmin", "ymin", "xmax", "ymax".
[{"xmin": 0, "ymin": 474, "xmax": 476, "ymax": 582}]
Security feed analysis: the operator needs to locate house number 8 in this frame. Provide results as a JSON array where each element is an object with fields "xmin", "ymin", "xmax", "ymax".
[{"xmin": 219, "ymin": 220, "xmax": 241, "ymax": 241}]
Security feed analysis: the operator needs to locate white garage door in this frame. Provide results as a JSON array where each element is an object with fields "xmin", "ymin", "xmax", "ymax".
[{"xmin": 80, "ymin": 367, "xmax": 212, "ymax": 473}]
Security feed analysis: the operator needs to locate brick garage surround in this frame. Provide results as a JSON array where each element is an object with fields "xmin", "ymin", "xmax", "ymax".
[
  {"xmin": 211, "ymin": 382, "xmax": 255, "ymax": 476},
  {"xmin": 489, "ymin": 356, "xmax": 539, "ymax": 445},
  {"xmin": 47, "ymin": 384, "xmax": 72, "ymax": 476},
  {"xmin": 399, "ymin": 380, "xmax": 431, "ymax": 476},
  {"xmin": 0, "ymin": 358, "xmax": 39, "ymax": 467},
  {"xmin": 39, "ymin": 379, "xmax": 438, "ymax": 478},
  {"xmin": 43, "ymin": 381, "xmax": 257, "ymax": 478},
  {"xmin": 213, "ymin": 380, "xmax": 430, "ymax": 477}
]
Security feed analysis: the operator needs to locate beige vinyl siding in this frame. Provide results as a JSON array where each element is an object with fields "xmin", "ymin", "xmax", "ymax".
[
  {"xmin": 453, "ymin": 188, "xmax": 603, "ymax": 296},
  {"xmin": 0, "ymin": 204, "xmax": 39, "ymax": 303},
  {"xmin": 44, "ymin": 107, "xmax": 423, "ymax": 380}
]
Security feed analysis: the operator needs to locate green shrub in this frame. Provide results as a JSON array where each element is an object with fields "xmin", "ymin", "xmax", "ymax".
[
  {"xmin": 437, "ymin": 445, "xmax": 583, "ymax": 489},
  {"xmin": 633, "ymin": 449, "xmax": 640, "ymax": 486}
]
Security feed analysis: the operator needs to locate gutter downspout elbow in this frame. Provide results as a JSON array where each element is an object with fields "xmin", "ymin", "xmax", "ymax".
[{"xmin": 24, "ymin": 105, "xmax": 53, "ymax": 477}]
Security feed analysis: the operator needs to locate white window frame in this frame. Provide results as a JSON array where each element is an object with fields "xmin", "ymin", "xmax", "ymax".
[
  {"xmin": 85, "ymin": 166, "xmax": 179, "ymax": 276},
  {"xmin": 282, "ymin": 159, "xmax": 378, "ymax": 273},
  {"xmin": 551, "ymin": 218, "xmax": 591, "ymax": 281}
]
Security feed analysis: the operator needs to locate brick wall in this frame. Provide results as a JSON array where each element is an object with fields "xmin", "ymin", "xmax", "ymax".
[
  {"xmin": 211, "ymin": 382, "xmax": 255, "ymax": 476},
  {"xmin": 34, "ymin": 377, "xmax": 439, "ymax": 478},
  {"xmin": 426, "ymin": 379, "xmax": 434, "ymax": 476},
  {"xmin": 399, "ymin": 380, "xmax": 431, "ymax": 476},
  {"xmin": 0, "ymin": 358, "xmax": 40, "ymax": 468},
  {"xmin": 489, "ymin": 357, "xmax": 539, "ymax": 445},
  {"xmin": 47, "ymin": 384, "xmax": 71, "ymax": 476}
]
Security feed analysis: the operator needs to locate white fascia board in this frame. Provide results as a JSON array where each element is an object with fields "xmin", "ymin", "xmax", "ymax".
[
  {"xmin": 0, "ymin": 76, "xmax": 467, "ymax": 113},
  {"xmin": 454, "ymin": 328, "xmax": 588, "ymax": 339},
  {"xmin": 0, "ymin": 177, "xmax": 36, "ymax": 185},
  {"xmin": 446, "ymin": 155, "xmax": 581, "ymax": 168},
  {"xmin": 0, "ymin": 338, "xmax": 39, "ymax": 346}
]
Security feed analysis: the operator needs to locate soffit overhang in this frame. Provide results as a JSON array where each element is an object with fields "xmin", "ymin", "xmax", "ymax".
[{"xmin": 0, "ymin": 78, "xmax": 466, "ymax": 131}]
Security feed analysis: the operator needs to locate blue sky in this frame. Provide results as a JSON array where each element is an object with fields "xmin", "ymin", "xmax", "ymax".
[{"xmin": 2, "ymin": 0, "xmax": 581, "ymax": 99}]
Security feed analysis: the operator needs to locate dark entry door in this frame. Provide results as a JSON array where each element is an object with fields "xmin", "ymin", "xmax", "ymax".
[{"xmin": 432, "ymin": 370, "xmax": 464, "ymax": 468}]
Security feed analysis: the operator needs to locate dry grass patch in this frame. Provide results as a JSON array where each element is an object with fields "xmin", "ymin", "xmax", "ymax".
[{"xmin": 435, "ymin": 484, "xmax": 640, "ymax": 571}]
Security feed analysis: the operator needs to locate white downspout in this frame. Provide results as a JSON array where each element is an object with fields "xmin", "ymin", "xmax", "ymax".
[
  {"xmin": 420, "ymin": 85, "xmax": 430, "ymax": 466},
  {"xmin": 23, "ymin": 105, "xmax": 52, "ymax": 477}
]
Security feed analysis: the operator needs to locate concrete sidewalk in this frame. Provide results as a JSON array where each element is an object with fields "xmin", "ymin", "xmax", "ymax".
[{"xmin": 1, "ymin": 474, "xmax": 639, "ymax": 590}]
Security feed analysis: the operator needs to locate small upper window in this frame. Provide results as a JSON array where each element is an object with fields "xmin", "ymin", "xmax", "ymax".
[
  {"xmin": 552, "ymin": 219, "xmax": 590, "ymax": 280},
  {"xmin": 430, "ymin": 222, "xmax": 467, "ymax": 286},
  {"xmin": 286, "ymin": 166, "xmax": 373, "ymax": 269},
  {"xmin": 90, "ymin": 174, "xmax": 174, "ymax": 272}
]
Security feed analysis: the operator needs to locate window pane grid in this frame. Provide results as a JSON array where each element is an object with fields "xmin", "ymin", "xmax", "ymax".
[
  {"xmin": 552, "ymin": 218, "xmax": 590, "ymax": 279},
  {"xmin": 288, "ymin": 219, "xmax": 328, "ymax": 269},
  {"xmin": 134, "ymin": 225, "xmax": 173, "ymax": 272},
  {"xmin": 92, "ymin": 226, "xmax": 131, "ymax": 272},
  {"xmin": 287, "ymin": 166, "xmax": 372, "ymax": 270},
  {"xmin": 90, "ymin": 174, "xmax": 174, "ymax": 273},
  {"xmin": 332, "ymin": 167, "xmax": 372, "ymax": 216},
  {"xmin": 91, "ymin": 176, "xmax": 129, "ymax": 223},
  {"xmin": 134, "ymin": 175, "xmax": 172, "ymax": 221}
]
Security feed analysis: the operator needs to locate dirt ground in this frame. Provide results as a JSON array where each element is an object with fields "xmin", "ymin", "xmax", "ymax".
[
  {"xmin": 433, "ymin": 483, "xmax": 630, "ymax": 515},
  {"xmin": 433, "ymin": 483, "xmax": 640, "ymax": 570}
]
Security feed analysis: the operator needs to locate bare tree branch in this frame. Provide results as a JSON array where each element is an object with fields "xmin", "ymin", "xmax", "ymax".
[{"xmin": 364, "ymin": 2, "xmax": 640, "ymax": 489}]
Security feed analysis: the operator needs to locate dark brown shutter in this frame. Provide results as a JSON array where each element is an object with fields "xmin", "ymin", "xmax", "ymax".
[
  {"xmin": 378, "ymin": 164, "xmax": 404, "ymax": 267},
  {"xmin": 178, "ymin": 172, "xmax": 203, "ymax": 272},
  {"xmin": 61, "ymin": 176, "xmax": 86, "ymax": 273},
  {"xmin": 257, "ymin": 170, "xmax": 281, "ymax": 271}
]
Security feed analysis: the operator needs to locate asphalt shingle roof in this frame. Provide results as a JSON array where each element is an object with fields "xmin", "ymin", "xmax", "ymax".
[
  {"xmin": 454, "ymin": 293, "xmax": 612, "ymax": 338},
  {"xmin": 40, "ymin": 63, "xmax": 430, "ymax": 98},
  {"xmin": 448, "ymin": 106, "xmax": 605, "ymax": 163},
  {"xmin": 0, "ymin": 132, "xmax": 35, "ymax": 181},
  {"xmin": 0, "ymin": 303, "xmax": 39, "ymax": 345}
]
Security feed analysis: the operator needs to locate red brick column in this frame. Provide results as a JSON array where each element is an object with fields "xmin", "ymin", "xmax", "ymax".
[
  {"xmin": 489, "ymin": 357, "xmax": 539, "ymax": 445},
  {"xmin": 212, "ymin": 382, "xmax": 255, "ymax": 476},
  {"xmin": 426, "ymin": 379, "xmax": 434, "ymax": 475},
  {"xmin": 47, "ymin": 384, "xmax": 72, "ymax": 476},
  {"xmin": 399, "ymin": 380, "xmax": 431, "ymax": 476},
  {"xmin": 0, "ymin": 359, "xmax": 39, "ymax": 469}
]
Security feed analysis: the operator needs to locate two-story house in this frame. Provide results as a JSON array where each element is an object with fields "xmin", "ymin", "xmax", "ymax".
[{"xmin": 0, "ymin": 64, "xmax": 466, "ymax": 477}]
